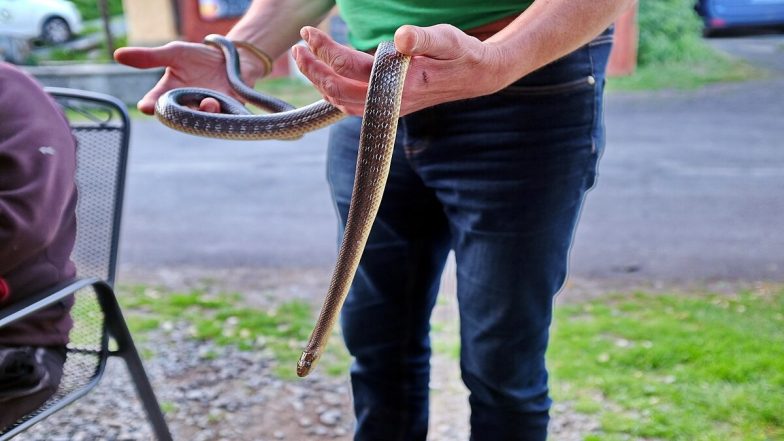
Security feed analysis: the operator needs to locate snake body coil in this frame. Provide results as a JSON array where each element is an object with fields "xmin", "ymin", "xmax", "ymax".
[{"xmin": 155, "ymin": 35, "xmax": 411, "ymax": 377}]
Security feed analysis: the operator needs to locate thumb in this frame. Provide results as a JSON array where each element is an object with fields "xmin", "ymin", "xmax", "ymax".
[
  {"xmin": 114, "ymin": 44, "xmax": 180, "ymax": 69},
  {"xmin": 394, "ymin": 24, "xmax": 462, "ymax": 58}
]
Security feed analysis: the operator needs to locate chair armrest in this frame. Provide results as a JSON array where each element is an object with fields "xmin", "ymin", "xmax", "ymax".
[{"xmin": 0, "ymin": 278, "xmax": 102, "ymax": 328}]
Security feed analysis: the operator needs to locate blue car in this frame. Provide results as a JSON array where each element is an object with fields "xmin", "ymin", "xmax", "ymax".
[{"xmin": 696, "ymin": 0, "xmax": 784, "ymax": 35}]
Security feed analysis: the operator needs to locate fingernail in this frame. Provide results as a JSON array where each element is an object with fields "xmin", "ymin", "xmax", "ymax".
[
  {"xmin": 409, "ymin": 28, "xmax": 419, "ymax": 52},
  {"xmin": 300, "ymin": 27, "xmax": 310, "ymax": 41}
]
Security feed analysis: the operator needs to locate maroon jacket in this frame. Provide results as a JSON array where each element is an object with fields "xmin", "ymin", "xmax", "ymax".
[{"xmin": 0, "ymin": 62, "xmax": 77, "ymax": 346}]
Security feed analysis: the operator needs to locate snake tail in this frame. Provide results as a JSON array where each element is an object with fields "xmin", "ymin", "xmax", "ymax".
[{"xmin": 296, "ymin": 41, "xmax": 411, "ymax": 377}]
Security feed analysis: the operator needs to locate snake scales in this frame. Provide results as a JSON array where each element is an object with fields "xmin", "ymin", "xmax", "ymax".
[{"xmin": 155, "ymin": 35, "xmax": 411, "ymax": 377}]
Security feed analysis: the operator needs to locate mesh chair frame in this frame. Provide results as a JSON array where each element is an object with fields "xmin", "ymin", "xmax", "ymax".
[{"xmin": 0, "ymin": 88, "xmax": 172, "ymax": 441}]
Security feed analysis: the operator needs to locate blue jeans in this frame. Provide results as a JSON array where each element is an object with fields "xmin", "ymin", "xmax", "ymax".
[{"xmin": 326, "ymin": 28, "xmax": 613, "ymax": 441}]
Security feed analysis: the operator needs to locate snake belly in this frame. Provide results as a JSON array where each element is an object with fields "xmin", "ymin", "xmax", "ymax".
[{"xmin": 154, "ymin": 37, "xmax": 411, "ymax": 377}]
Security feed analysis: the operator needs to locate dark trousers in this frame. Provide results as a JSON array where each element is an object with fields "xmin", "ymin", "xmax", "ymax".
[{"xmin": 327, "ymin": 29, "xmax": 613, "ymax": 441}]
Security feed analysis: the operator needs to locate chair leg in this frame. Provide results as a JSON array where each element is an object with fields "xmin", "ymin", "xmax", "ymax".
[{"xmin": 94, "ymin": 282, "xmax": 173, "ymax": 441}]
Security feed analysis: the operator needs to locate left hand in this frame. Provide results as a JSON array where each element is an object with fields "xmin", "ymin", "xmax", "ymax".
[{"xmin": 292, "ymin": 24, "xmax": 508, "ymax": 117}]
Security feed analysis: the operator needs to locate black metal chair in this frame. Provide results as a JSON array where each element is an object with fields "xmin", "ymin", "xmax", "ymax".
[{"xmin": 0, "ymin": 88, "xmax": 172, "ymax": 440}]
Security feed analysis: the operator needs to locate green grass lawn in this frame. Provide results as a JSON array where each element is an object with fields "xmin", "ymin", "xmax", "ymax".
[
  {"xmin": 114, "ymin": 282, "xmax": 783, "ymax": 439},
  {"xmin": 549, "ymin": 286, "xmax": 784, "ymax": 441},
  {"xmin": 607, "ymin": 56, "xmax": 763, "ymax": 91},
  {"xmin": 118, "ymin": 285, "xmax": 350, "ymax": 379}
]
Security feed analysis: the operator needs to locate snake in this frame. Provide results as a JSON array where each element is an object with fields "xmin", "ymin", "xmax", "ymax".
[{"xmin": 155, "ymin": 34, "xmax": 411, "ymax": 377}]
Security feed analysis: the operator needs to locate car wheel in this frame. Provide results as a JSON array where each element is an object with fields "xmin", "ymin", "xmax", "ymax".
[{"xmin": 41, "ymin": 17, "xmax": 72, "ymax": 45}]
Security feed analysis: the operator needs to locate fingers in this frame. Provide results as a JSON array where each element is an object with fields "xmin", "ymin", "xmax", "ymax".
[
  {"xmin": 390, "ymin": 25, "xmax": 503, "ymax": 116},
  {"xmin": 115, "ymin": 43, "xmax": 192, "ymax": 115},
  {"xmin": 292, "ymin": 39, "xmax": 369, "ymax": 115},
  {"xmin": 114, "ymin": 42, "xmax": 184, "ymax": 69},
  {"xmin": 136, "ymin": 70, "xmax": 176, "ymax": 115},
  {"xmin": 300, "ymin": 26, "xmax": 373, "ymax": 81},
  {"xmin": 199, "ymin": 97, "xmax": 221, "ymax": 113},
  {"xmin": 116, "ymin": 41, "xmax": 235, "ymax": 115}
]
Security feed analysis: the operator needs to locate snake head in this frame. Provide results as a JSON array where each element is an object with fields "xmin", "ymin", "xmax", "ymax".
[{"xmin": 296, "ymin": 350, "xmax": 321, "ymax": 377}]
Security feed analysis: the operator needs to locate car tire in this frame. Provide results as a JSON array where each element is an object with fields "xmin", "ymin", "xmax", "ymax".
[{"xmin": 41, "ymin": 16, "xmax": 72, "ymax": 45}]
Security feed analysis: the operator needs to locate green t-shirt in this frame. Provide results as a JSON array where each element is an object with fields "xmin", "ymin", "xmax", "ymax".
[{"xmin": 335, "ymin": 1, "xmax": 532, "ymax": 51}]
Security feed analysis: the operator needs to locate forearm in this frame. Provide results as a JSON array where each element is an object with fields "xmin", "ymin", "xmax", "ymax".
[
  {"xmin": 264, "ymin": 0, "xmax": 636, "ymax": 116},
  {"xmin": 226, "ymin": 0, "xmax": 335, "ymax": 60},
  {"xmin": 486, "ymin": 0, "xmax": 636, "ymax": 89}
]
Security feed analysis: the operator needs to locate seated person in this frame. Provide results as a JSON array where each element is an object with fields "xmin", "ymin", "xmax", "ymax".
[{"xmin": 0, "ymin": 62, "xmax": 78, "ymax": 429}]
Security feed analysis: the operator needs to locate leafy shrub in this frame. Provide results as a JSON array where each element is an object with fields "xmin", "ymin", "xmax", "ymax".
[{"xmin": 636, "ymin": 0, "xmax": 714, "ymax": 67}]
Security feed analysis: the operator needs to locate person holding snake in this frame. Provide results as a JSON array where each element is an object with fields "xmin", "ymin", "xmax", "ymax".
[{"xmin": 116, "ymin": 1, "xmax": 634, "ymax": 439}]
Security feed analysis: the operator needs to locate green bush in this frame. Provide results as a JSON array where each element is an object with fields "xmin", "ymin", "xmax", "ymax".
[
  {"xmin": 609, "ymin": 0, "xmax": 759, "ymax": 89},
  {"xmin": 636, "ymin": 0, "xmax": 714, "ymax": 67},
  {"xmin": 71, "ymin": 0, "xmax": 124, "ymax": 22}
]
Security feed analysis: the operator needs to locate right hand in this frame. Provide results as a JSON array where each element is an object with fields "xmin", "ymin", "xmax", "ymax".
[{"xmin": 114, "ymin": 41, "xmax": 266, "ymax": 115}]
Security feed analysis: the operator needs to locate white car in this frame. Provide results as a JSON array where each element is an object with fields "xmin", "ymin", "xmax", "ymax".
[{"xmin": 0, "ymin": 0, "xmax": 83, "ymax": 44}]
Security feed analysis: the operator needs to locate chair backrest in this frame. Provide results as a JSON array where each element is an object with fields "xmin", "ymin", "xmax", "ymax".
[
  {"xmin": 0, "ymin": 89, "xmax": 131, "ymax": 440},
  {"xmin": 45, "ymin": 88, "xmax": 130, "ymax": 286}
]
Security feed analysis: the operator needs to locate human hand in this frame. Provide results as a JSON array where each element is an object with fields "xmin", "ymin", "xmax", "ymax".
[
  {"xmin": 114, "ymin": 41, "xmax": 267, "ymax": 115},
  {"xmin": 292, "ymin": 24, "xmax": 508, "ymax": 116}
]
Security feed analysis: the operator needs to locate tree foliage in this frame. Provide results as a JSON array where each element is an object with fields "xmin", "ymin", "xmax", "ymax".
[{"xmin": 70, "ymin": 0, "xmax": 124, "ymax": 22}]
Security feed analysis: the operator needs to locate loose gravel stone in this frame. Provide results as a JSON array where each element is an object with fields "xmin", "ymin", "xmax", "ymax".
[{"xmin": 319, "ymin": 409, "xmax": 342, "ymax": 426}]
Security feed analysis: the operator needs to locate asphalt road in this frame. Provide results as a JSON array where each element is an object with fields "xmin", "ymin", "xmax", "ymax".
[{"xmin": 118, "ymin": 35, "xmax": 784, "ymax": 284}]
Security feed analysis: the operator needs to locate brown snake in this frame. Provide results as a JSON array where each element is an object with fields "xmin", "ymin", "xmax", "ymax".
[{"xmin": 155, "ymin": 35, "xmax": 411, "ymax": 377}]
